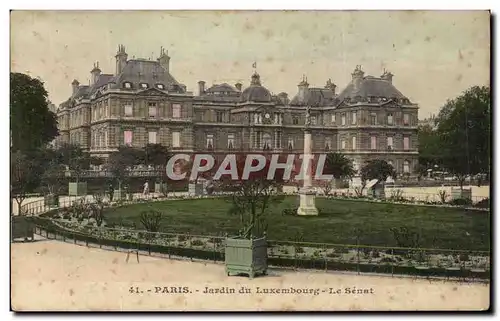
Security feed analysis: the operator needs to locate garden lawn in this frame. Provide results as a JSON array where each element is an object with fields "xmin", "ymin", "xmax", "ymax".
[{"xmin": 103, "ymin": 197, "xmax": 490, "ymax": 251}]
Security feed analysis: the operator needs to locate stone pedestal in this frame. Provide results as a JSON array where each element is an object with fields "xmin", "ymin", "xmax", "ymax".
[{"xmin": 297, "ymin": 188, "xmax": 319, "ymax": 216}]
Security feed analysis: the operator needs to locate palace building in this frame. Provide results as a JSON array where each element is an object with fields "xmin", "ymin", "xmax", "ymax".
[{"xmin": 55, "ymin": 45, "xmax": 419, "ymax": 175}]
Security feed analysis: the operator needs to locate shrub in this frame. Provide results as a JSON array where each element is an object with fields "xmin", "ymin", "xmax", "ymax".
[
  {"xmin": 459, "ymin": 253, "xmax": 470, "ymax": 262},
  {"xmin": 326, "ymin": 252, "xmax": 340, "ymax": 258},
  {"xmin": 438, "ymin": 190, "xmax": 448, "ymax": 204},
  {"xmin": 295, "ymin": 246, "xmax": 305, "ymax": 254},
  {"xmin": 474, "ymin": 198, "xmax": 490, "ymax": 209},
  {"xmin": 449, "ymin": 198, "xmax": 473, "ymax": 206},
  {"xmin": 380, "ymin": 257, "xmax": 396, "ymax": 263},
  {"xmin": 139, "ymin": 209, "xmax": 163, "ymax": 233},
  {"xmin": 390, "ymin": 227, "xmax": 421, "ymax": 249},
  {"xmin": 178, "ymin": 235, "xmax": 187, "ymax": 242},
  {"xmin": 372, "ymin": 249, "xmax": 380, "ymax": 258},
  {"xmin": 191, "ymin": 239, "xmax": 204, "ymax": 247},
  {"xmin": 335, "ymin": 247, "xmax": 350, "ymax": 254},
  {"xmin": 208, "ymin": 237, "xmax": 223, "ymax": 245},
  {"xmin": 282, "ymin": 208, "xmax": 297, "ymax": 216}
]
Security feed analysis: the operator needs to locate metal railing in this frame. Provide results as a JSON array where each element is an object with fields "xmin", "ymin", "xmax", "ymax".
[
  {"xmin": 30, "ymin": 216, "xmax": 490, "ymax": 281},
  {"xmin": 16, "ymin": 194, "xmax": 491, "ymax": 281}
]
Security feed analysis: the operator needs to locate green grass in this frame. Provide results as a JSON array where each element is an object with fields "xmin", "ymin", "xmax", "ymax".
[{"xmin": 103, "ymin": 197, "xmax": 490, "ymax": 251}]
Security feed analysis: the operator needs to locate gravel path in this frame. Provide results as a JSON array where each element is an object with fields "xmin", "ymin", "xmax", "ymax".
[{"xmin": 11, "ymin": 239, "xmax": 489, "ymax": 311}]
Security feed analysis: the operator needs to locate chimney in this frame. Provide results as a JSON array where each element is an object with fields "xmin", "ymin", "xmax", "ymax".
[
  {"xmin": 90, "ymin": 62, "xmax": 101, "ymax": 86},
  {"xmin": 198, "ymin": 81, "xmax": 206, "ymax": 96},
  {"xmin": 235, "ymin": 82, "xmax": 242, "ymax": 91},
  {"xmin": 71, "ymin": 79, "xmax": 80, "ymax": 96},
  {"xmin": 157, "ymin": 46, "xmax": 171, "ymax": 73},
  {"xmin": 115, "ymin": 44, "xmax": 128, "ymax": 75},
  {"xmin": 325, "ymin": 78, "xmax": 337, "ymax": 95},
  {"xmin": 381, "ymin": 69, "xmax": 394, "ymax": 84},
  {"xmin": 351, "ymin": 65, "xmax": 364, "ymax": 91},
  {"xmin": 278, "ymin": 92, "xmax": 289, "ymax": 105},
  {"xmin": 297, "ymin": 75, "xmax": 309, "ymax": 103}
]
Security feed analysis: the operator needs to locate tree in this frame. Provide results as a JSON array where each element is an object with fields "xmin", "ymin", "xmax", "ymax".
[
  {"xmin": 222, "ymin": 154, "xmax": 285, "ymax": 239},
  {"xmin": 318, "ymin": 152, "xmax": 356, "ymax": 194},
  {"xmin": 435, "ymin": 86, "xmax": 491, "ymax": 189},
  {"xmin": 11, "ymin": 151, "xmax": 43, "ymax": 213},
  {"xmin": 144, "ymin": 143, "xmax": 171, "ymax": 187},
  {"xmin": 359, "ymin": 159, "xmax": 397, "ymax": 195},
  {"xmin": 90, "ymin": 156, "xmax": 104, "ymax": 168},
  {"xmin": 36, "ymin": 147, "xmax": 65, "ymax": 196},
  {"xmin": 323, "ymin": 152, "xmax": 356, "ymax": 180},
  {"xmin": 56, "ymin": 143, "xmax": 91, "ymax": 183},
  {"xmin": 104, "ymin": 146, "xmax": 142, "ymax": 191},
  {"xmin": 10, "ymin": 73, "xmax": 58, "ymax": 152},
  {"xmin": 417, "ymin": 124, "xmax": 443, "ymax": 179},
  {"xmin": 144, "ymin": 144, "xmax": 170, "ymax": 169}
]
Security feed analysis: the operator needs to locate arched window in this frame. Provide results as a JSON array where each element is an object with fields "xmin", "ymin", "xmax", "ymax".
[{"xmin": 262, "ymin": 133, "xmax": 272, "ymax": 150}]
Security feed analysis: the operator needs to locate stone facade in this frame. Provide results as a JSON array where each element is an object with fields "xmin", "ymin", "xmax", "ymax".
[{"xmin": 55, "ymin": 46, "xmax": 419, "ymax": 175}]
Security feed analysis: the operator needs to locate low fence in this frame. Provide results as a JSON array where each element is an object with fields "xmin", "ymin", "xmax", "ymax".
[
  {"xmin": 29, "ymin": 216, "xmax": 490, "ymax": 281},
  {"xmin": 15, "ymin": 195, "xmax": 491, "ymax": 281}
]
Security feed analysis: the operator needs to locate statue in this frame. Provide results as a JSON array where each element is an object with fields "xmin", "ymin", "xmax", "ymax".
[{"xmin": 305, "ymin": 106, "xmax": 311, "ymax": 128}]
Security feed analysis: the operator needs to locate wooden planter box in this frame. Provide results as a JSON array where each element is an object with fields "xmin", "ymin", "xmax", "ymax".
[
  {"xmin": 155, "ymin": 183, "xmax": 168, "ymax": 195},
  {"xmin": 225, "ymin": 236, "xmax": 268, "ymax": 278},
  {"xmin": 188, "ymin": 183, "xmax": 204, "ymax": 196},
  {"xmin": 68, "ymin": 182, "xmax": 87, "ymax": 196},
  {"xmin": 44, "ymin": 194, "xmax": 59, "ymax": 207},
  {"xmin": 451, "ymin": 187, "xmax": 472, "ymax": 200},
  {"xmin": 11, "ymin": 216, "xmax": 35, "ymax": 241},
  {"xmin": 113, "ymin": 189, "xmax": 125, "ymax": 201}
]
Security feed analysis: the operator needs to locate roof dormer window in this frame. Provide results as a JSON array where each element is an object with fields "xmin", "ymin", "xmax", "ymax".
[
  {"xmin": 140, "ymin": 83, "xmax": 149, "ymax": 89},
  {"xmin": 156, "ymin": 84, "xmax": 164, "ymax": 90},
  {"xmin": 123, "ymin": 82, "xmax": 132, "ymax": 89}
]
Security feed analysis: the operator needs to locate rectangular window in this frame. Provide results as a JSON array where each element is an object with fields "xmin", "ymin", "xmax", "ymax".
[
  {"xmin": 351, "ymin": 112, "xmax": 357, "ymax": 125},
  {"xmin": 403, "ymin": 113, "xmax": 410, "ymax": 125},
  {"xmin": 104, "ymin": 130, "xmax": 108, "ymax": 147},
  {"xmin": 216, "ymin": 112, "xmax": 224, "ymax": 123},
  {"xmin": 124, "ymin": 130, "xmax": 133, "ymax": 146},
  {"xmin": 352, "ymin": 136, "xmax": 357, "ymax": 150},
  {"xmin": 124, "ymin": 104, "xmax": 133, "ymax": 117},
  {"xmin": 148, "ymin": 131, "xmax": 157, "ymax": 144},
  {"xmin": 387, "ymin": 136, "xmax": 394, "ymax": 149},
  {"xmin": 172, "ymin": 104, "xmax": 181, "ymax": 118},
  {"xmin": 325, "ymin": 137, "xmax": 331, "ymax": 150},
  {"xmin": 148, "ymin": 103, "xmax": 157, "ymax": 118},
  {"xmin": 172, "ymin": 131, "xmax": 180, "ymax": 148},
  {"xmin": 341, "ymin": 114, "xmax": 346, "ymax": 126},
  {"xmin": 403, "ymin": 136, "xmax": 410, "ymax": 150},
  {"xmin": 292, "ymin": 117, "xmax": 299, "ymax": 125},
  {"xmin": 311, "ymin": 116, "xmax": 317, "ymax": 125},
  {"xmin": 370, "ymin": 136, "xmax": 377, "ymax": 150},
  {"xmin": 403, "ymin": 161, "xmax": 410, "ymax": 173},
  {"xmin": 276, "ymin": 131, "xmax": 282, "ymax": 148},
  {"xmin": 331, "ymin": 114, "xmax": 336, "ymax": 124},
  {"xmin": 206, "ymin": 134, "xmax": 214, "ymax": 149},
  {"xmin": 370, "ymin": 113, "xmax": 377, "ymax": 125},
  {"xmin": 227, "ymin": 133, "xmax": 234, "ymax": 149},
  {"xmin": 387, "ymin": 113, "xmax": 393, "ymax": 125}
]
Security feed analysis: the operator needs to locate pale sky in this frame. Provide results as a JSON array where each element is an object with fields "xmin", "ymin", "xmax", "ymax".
[{"xmin": 10, "ymin": 10, "xmax": 490, "ymax": 118}]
